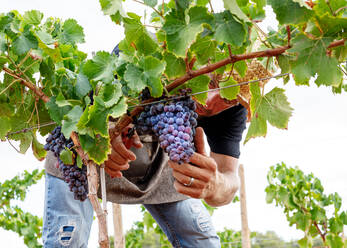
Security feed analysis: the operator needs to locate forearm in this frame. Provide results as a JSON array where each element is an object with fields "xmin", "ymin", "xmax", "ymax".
[{"xmin": 204, "ymin": 171, "xmax": 240, "ymax": 207}]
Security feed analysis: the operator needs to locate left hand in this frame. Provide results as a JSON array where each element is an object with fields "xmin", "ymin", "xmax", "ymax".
[{"xmin": 168, "ymin": 127, "xmax": 218, "ymax": 199}]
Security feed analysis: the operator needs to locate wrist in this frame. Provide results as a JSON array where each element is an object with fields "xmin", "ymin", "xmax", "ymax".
[{"xmin": 204, "ymin": 172, "xmax": 240, "ymax": 207}]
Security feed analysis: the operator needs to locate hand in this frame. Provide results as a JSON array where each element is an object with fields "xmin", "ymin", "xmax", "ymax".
[
  {"xmin": 104, "ymin": 125, "xmax": 143, "ymax": 178},
  {"xmin": 168, "ymin": 127, "xmax": 218, "ymax": 199}
]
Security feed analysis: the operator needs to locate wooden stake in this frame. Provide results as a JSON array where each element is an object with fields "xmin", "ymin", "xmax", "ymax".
[
  {"xmin": 113, "ymin": 203, "xmax": 125, "ymax": 248},
  {"xmin": 239, "ymin": 164, "xmax": 251, "ymax": 248}
]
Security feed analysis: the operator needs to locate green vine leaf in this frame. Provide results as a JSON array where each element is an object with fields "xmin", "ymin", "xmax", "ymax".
[
  {"xmin": 23, "ymin": 10, "xmax": 44, "ymax": 26},
  {"xmin": 0, "ymin": 116, "xmax": 11, "ymax": 140},
  {"xmin": 214, "ymin": 10, "xmax": 247, "ymax": 47},
  {"xmin": 219, "ymin": 77, "xmax": 240, "ymax": 100},
  {"xmin": 186, "ymin": 75, "xmax": 210, "ymax": 105},
  {"xmin": 58, "ymin": 19, "xmax": 85, "ymax": 45},
  {"xmin": 12, "ymin": 29, "xmax": 38, "ymax": 55},
  {"xmin": 162, "ymin": 6, "xmax": 214, "ymax": 57},
  {"xmin": 60, "ymin": 148, "xmax": 74, "ymax": 165},
  {"xmin": 289, "ymin": 35, "xmax": 343, "ymax": 86},
  {"xmin": 268, "ymin": 0, "xmax": 313, "ymax": 24},
  {"xmin": 61, "ymin": 105, "xmax": 83, "ymax": 138},
  {"xmin": 79, "ymin": 134, "xmax": 111, "ymax": 164},
  {"xmin": 223, "ymin": 0, "xmax": 250, "ymax": 22},
  {"xmin": 123, "ymin": 15, "xmax": 158, "ymax": 55},
  {"xmin": 31, "ymin": 135, "xmax": 46, "ymax": 161},
  {"xmin": 83, "ymin": 51, "xmax": 117, "ymax": 84}
]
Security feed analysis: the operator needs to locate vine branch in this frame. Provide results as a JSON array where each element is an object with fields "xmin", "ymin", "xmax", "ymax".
[
  {"xmin": 113, "ymin": 39, "xmax": 345, "ymax": 135},
  {"xmin": 313, "ymin": 221, "xmax": 326, "ymax": 242},
  {"xmin": 2, "ymin": 67, "xmax": 50, "ymax": 103}
]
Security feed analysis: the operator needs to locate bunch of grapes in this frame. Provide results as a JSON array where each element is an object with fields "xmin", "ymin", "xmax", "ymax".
[
  {"xmin": 136, "ymin": 96, "xmax": 198, "ymax": 164},
  {"xmin": 44, "ymin": 126, "xmax": 88, "ymax": 201}
]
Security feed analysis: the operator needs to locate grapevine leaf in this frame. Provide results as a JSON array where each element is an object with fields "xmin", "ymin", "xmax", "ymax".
[
  {"xmin": 139, "ymin": 56, "xmax": 166, "ymax": 97},
  {"xmin": 289, "ymin": 35, "xmax": 343, "ymax": 86},
  {"xmin": 144, "ymin": 0, "xmax": 158, "ymax": 7},
  {"xmin": 99, "ymin": 0, "xmax": 126, "ymax": 16},
  {"xmin": 86, "ymin": 98, "xmax": 110, "ymax": 137},
  {"xmin": 214, "ymin": 11, "xmax": 247, "ymax": 47},
  {"xmin": 23, "ymin": 10, "xmax": 44, "ymax": 26},
  {"xmin": 314, "ymin": 0, "xmax": 347, "ymax": 16},
  {"xmin": 19, "ymin": 133, "xmax": 33, "ymax": 154},
  {"xmin": 98, "ymin": 83, "xmax": 122, "ymax": 108},
  {"xmin": 56, "ymin": 92, "xmax": 72, "ymax": 107},
  {"xmin": 83, "ymin": 51, "xmax": 116, "ymax": 84},
  {"xmin": 60, "ymin": 148, "xmax": 74, "ymax": 165},
  {"xmin": 124, "ymin": 64, "xmax": 147, "ymax": 93},
  {"xmin": 61, "ymin": 106, "xmax": 83, "ymax": 138},
  {"xmin": 0, "ymin": 116, "xmax": 11, "ymax": 140},
  {"xmin": 0, "ymin": 33, "xmax": 7, "ymax": 52},
  {"xmin": 175, "ymin": 0, "xmax": 190, "ymax": 10},
  {"xmin": 36, "ymin": 31, "xmax": 55, "ymax": 45},
  {"xmin": 196, "ymin": 0, "xmax": 209, "ymax": 6},
  {"xmin": 46, "ymin": 96, "xmax": 72, "ymax": 126},
  {"xmin": 268, "ymin": 0, "xmax": 313, "ymax": 24},
  {"xmin": 123, "ymin": 15, "xmax": 158, "ymax": 55},
  {"xmin": 244, "ymin": 115, "xmax": 267, "ymax": 144},
  {"xmin": 326, "ymin": 234, "xmax": 344, "ymax": 248},
  {"xmin": 79, "ymin": 134, "xmax": 111, "ymax": 165},
  {"xmin": 12, "ymin": 29, "xmax": 38, "ymax": 55},
  {"xmin": 186, "ymin": 75, "xmax": 210, "ymax": 105},
  {"xmin": 163, "ymin": 52, "xmax": 186, "ymax": 79},
  {"xmin": 234, "ymin": 60, "xmax": 247, "ymax": 77},
  {"xmin": 258, "ymin": 88, "xmax": 293, "ymax": 129},
  {"xmin": 31, "ymin": 136, "xmax": 46, "ymax": 161},
  {"xmin": 162, "ymin": 6, "xmax": 214, "ymax": 57},
  {"xmin": 190, "ymin": 35, "xmax": 217, "ymax": 65},
  {"xmin": 109, "ymin": 97, "xmax": 127, "ymax": 118},
  {"xmin": 223, "ymin": 0, "xmax": 250, "ymax": 22},
  {"xmin": 76, "ymin": 107, "xmax": 93, "ymax": 137},
  {"xmin": 75, "ymin": 73, "xmax": 91, "ymax": 99},
  {"xmin": 76, "ymin": 154, "xmax": 83, "ymax": 168},
  {"xmin": 59, "ymin": 19, "xmax": 85, "ymax": 45},
  {"xmin": 220, "ymin": 77, "xmax": 240, "ymax": 100},
  {"xmin": 124, "ymin": 56, "xmax": 166, "ymax": 97}
]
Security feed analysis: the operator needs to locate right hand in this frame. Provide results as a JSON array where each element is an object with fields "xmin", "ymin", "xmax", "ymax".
[{"xmin": 104, "ymin": 125, "xmax": 143, "ymax": 178}]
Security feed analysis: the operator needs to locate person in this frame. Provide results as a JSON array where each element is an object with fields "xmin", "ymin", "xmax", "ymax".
[{"xmin": 42, "ymin": 47, "xmax": 248, "ymax": 248}]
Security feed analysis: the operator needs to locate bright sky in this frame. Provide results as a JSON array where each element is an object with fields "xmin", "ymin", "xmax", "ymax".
[{"xmin": 1, "ymin": 1, "xmax": 347, "ymax": 247}]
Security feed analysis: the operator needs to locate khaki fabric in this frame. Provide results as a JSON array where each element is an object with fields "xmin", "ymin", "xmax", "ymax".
[{"xmin": 44, "ymin": 136, "xmax": 188, "ymax": 204}]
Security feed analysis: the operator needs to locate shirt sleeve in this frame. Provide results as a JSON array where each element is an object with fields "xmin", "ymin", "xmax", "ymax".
[{"xmin": 197, "ymin": 104, "xmax": 247, "ymax": 158}]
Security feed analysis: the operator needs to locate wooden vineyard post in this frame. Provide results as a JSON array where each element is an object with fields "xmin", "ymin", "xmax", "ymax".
[
  {"xmin": 113, "ymin": 203, "xmax": 125, "ymax": 248},
  {"xmin": 239, "ymin": 164, "xmax": 251, "ymax": 248}
]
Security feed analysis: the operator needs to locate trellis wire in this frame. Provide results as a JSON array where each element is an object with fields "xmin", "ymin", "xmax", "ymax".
[
  {"xmin": 4, "ymin": 73, "xmax": 290, "ymax": 137},
  {"xmin": 130, "ymin": 72, "xmax": 290, "ymax": 108}
]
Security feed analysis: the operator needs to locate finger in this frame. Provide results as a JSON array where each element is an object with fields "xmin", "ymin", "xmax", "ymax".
[
  {"xmin": 108, "ymin": 149, "xmax": 129, "ymax": 165},
  {"xmin": 172, "ymin": 170, "xmax": 205, "ymax": 189},
  {"xmin": 173, "ymin": 180, "xmax": 205, "ymax": 199},
  {"xmin": 168, "ymin": 161, "xmax": 211, "ymax": 182},
  {"xmin": 112, "ymin": 136, "xmax": 136, "ymax": 161},
  {"xmin": 105, "ymin": 166, "xmax": 123, "ymax": 178},
  {"xmin": 105, "ymin": 159, "xmax": 130, "ymax": 171},
  {"xmin": 189, "ymin": 153, "xmax": 217, "ymax": 171},
  {"xmin": 194, "ymin": 127, "xmax": 207, "ymax": 156}
]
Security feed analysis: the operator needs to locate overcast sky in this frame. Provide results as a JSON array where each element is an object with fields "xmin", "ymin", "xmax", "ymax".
[{"xmin": 1, "ymin": 1, "xmax": 347, "ymax": 247}]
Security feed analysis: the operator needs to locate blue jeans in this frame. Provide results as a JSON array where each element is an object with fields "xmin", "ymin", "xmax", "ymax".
[{"xmin": 43, "ymin": 173, "xmax": 221, "ymax": 247}]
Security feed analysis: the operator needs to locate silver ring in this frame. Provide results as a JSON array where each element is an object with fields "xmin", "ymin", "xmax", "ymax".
[{"xmin": 183, "ymin": 177, "xmax": 194, "ymax": 187}]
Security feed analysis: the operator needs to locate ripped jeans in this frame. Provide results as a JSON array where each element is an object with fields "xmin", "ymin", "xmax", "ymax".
[{"xmin": 43, "ymin": 173, "xmax": 221, "ymax": 247}]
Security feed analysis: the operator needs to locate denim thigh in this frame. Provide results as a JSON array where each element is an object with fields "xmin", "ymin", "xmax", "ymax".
[
  {"xmin": 43, "ymin": 173, "xmax": 93, "ymax": 247},
  {"xmin": 144, "ymin": 199, "xmax": 221, "ymax": 248}
]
